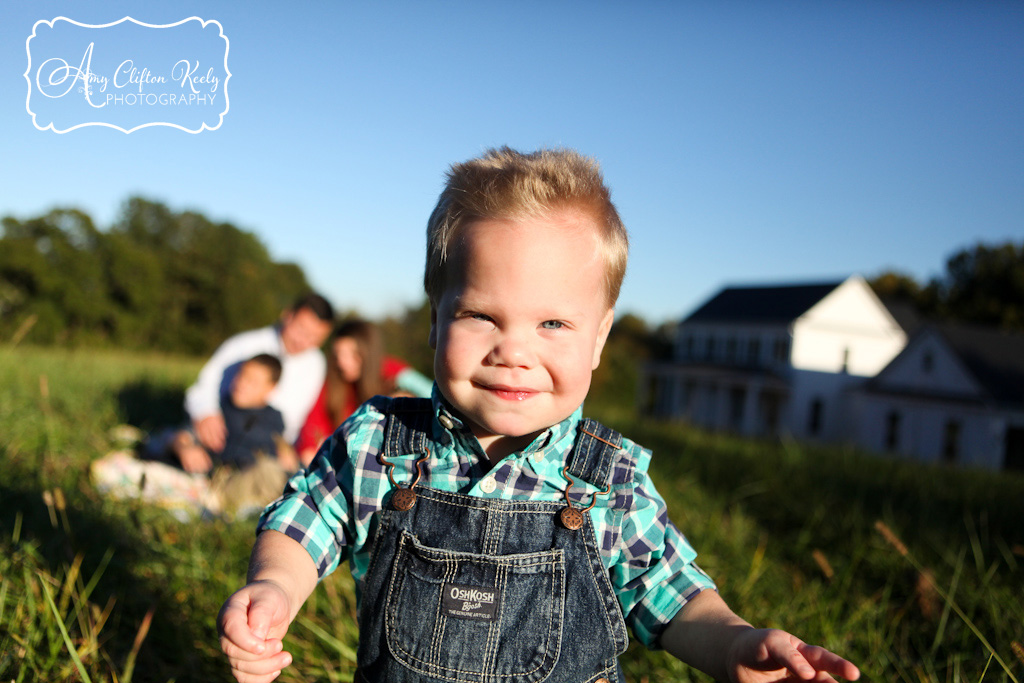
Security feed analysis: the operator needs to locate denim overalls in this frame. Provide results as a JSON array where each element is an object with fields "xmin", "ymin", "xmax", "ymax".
[{"xmin": 355, "ymin": 399, "xmax": 631, "ymax": 683}]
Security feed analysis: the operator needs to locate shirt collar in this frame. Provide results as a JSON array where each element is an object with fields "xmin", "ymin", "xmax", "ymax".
[{"xmin": 429, "ymin": 385, "xmax": 582, "ymax": 460}]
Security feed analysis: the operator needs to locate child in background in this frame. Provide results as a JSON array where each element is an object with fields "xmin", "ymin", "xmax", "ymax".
[
  {"xmin": 95, "ymin": 354, "xmax": 296, "ymax": 517},
  {"xmin": 218, "ymin": 148, "xmax": 860, "ymax": 683},
  {"xmin": 172, "ymin": 353, "xmax": 296, "ymax": 475}
]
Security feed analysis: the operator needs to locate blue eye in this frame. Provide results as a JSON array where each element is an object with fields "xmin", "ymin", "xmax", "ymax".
[{"xmin": 540, "ymin": 320, "xmax": 564, "ymax": 330}]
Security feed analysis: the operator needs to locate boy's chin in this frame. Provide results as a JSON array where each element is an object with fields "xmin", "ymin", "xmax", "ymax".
[{"xmin": 232, "ymin": 397, "xmax": 264, "ymax": 410}]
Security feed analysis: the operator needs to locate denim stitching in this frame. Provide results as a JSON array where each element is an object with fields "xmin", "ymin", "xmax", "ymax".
[
  {"xmin": 481, "ymin": 561, "xmax": 504, "ymax": 680},
  {"xmin": 385, "ymin": 533, "xmax": 564, "ymax": 680},
  {"xmin": 582, "ymin": 510, "xmax": 629, "ymax": 656}
]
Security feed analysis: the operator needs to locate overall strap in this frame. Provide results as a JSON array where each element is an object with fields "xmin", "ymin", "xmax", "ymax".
[
  {"xmin": 565, "ymin": 418, "xmax": 624, "ymax": 488},
  {"xmin": 381, "ymin": 397, "xmax": 434, "ymax": 458}
]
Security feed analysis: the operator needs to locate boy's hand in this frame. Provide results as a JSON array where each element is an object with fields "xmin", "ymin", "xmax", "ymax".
[
  {"xmin": 177, "ymin": 443, "xmax": 213, "ymax": 474},
  {"xmin": 726, "ymin": 628, "xmax": 860, "ymax": 683},
  {"xmin": 196, "ymin": 414, "xmax": 227, "ymax": 453},
  {"xmin": 218, "ymin": 580, "xmax": 294, "ymax": 683}
]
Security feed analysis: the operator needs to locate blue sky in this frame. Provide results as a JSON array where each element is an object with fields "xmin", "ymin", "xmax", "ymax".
[{"xmin": 3, "ymin": 1, "xmax": 1022, "ymax": 325}]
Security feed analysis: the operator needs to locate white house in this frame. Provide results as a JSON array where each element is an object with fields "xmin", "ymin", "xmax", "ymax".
[
  {"xmin": 848, "ymin": 323, "xmax": 1024, "ymax": 471},
  {"xmin": 644, "ymin": 275, "xmax": 907, "ymax": 441}
]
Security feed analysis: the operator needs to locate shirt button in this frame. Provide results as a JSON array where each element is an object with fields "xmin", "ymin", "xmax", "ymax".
[
  {"xmin": 479, "ymin": 476, "xmax": 497, "ymax": 494},
  {"xmin": 438, "ymin": 413, "xmax": 455, "ymax": 429},
  {"xmin": 531, "ymin": 451, "xmax": 544, "ymax": 463}
]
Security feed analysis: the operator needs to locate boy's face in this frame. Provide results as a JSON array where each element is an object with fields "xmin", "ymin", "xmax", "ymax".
[
  {"xmin": 429, "ymin": 209, "xmax": 615, "ymax": 457},
  {"xmin": 231, "ymin": 361, "xmax": 277, "ymax": 409}
]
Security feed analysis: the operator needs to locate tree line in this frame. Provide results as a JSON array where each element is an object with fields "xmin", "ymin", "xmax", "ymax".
[
  {"xmin": 0, "ymin": 198, "xmax": 311, "ymax": 354},
  {"xmin": 3, "ymin": 196, "xmax": 1019, "ymax": 359},
  {"xmin": 869, "ymin": 240, "xmax": 1024, "ymax": 332}
]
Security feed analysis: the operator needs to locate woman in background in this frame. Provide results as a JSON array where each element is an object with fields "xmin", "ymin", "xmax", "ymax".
[{"xmin": 296, "ymin": 319, "xmax": 432, "ymax": 465}]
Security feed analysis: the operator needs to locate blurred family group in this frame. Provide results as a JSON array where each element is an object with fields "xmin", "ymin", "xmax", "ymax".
[
  {"xmin": 95, "ymin": 292, "xmax": 431, "ymax": 516},
  {"xmin": 168, "ymin": 292, "xmax": 432, "ymax": 511}
]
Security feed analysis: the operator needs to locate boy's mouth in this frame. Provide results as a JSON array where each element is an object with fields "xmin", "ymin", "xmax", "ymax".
[{"xmin": 481, "ymin": 383, "xmax": 537, "ymax": 401}]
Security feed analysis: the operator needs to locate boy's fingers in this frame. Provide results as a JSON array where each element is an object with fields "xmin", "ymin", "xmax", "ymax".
[
  {"xmin": 228, "ymin": 651, "xmax": 292, "ymax": 679},
  {"xmin": 798, "ymin": 644, "xmax": 861, "ymax": 680},
  {"xmin": 219, "ymin": 598, "xmax": 269, "ymax": 654},
  {"xmin": 220, "ymin": 635, "xmax": 282, "ymax": 661},
  {"xmin": 247, "ymin": 597, "xmax": 284, "ymax": 640},
  {"xmin": 758, "ymin": 632, "xmax": 816, "ymax": 680}
]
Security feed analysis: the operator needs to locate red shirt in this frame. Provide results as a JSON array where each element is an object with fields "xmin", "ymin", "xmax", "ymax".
[{"xmin": 296, "ymin": 356, "xmax": 409, "ymax": 455}]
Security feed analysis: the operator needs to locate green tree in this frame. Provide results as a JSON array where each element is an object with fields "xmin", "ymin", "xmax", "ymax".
[
  {"xmin": 380, "ymin": 298, "xmax": 434, "ymax": 377},
  {"xmin": 1, "ymin": 198, "xmax": 315, "ymax": 353},
  {"xmin": 870, "ymin": 241, "xmax": 1024, "ymax": 331},
  {"xmin": 938, "ymin": 241, "xmax": 1024, "ymax": 330},
  {"xmin": 868, "ymin": 270, "xmax": 923, "ymax": 302}
]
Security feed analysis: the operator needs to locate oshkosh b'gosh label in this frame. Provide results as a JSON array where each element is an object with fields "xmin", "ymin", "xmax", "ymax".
[{"xmin": 441, "ymin": 583, "xmax": 500, "ymax": 621}]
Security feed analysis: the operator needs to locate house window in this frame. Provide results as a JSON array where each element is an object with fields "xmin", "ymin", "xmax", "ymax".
[
  {"xmin": 942, "ymin": 420, "xmax": 961, "ymax": 463},
  {"xmin": 773, "ymin": 337, "xmax": 789, "ymax": 363},
  {"xmin": 705, "ymin": 384, "xmax": 719, "ymax": 425},
  {"xmin": 922, "ymin": 352, "xmax": 934, "ymax": 373},
  {"xmin": 683, "ymin": 380, "xmax": 696, "ymax": 414},
  {"xmin": 748, "ymin": 338, "xmax": 761, "ymax": 366},
  {"xmin": 683, "ymin": 334, "xmax": 694, "ymax": 359},
  {"xmin": 705, "ymin": 336, "xmax": 715, "ymax": 360},
  {"xmin": 729, "ymin": 386, "xmax": 745, "ymax": 429},
  {"xmin": 1004, "ymin": 427, "xmax": 1024, "ymax": 472},
  {"xmin": 808, "ymin": 398, "xmax": 823, "ymax": 436},
  {"xmin": 725, "ymin": 337, "xmax": 737, "ymax": 362},
  {"xmin": 885, "ymin": 411, "xmax": 901, "ymax": 451}
]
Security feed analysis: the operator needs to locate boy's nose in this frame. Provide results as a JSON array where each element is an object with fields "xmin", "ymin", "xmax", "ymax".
[{"xmin": 486, "ymin": 330, "xmax": 537, "ymax": 368}]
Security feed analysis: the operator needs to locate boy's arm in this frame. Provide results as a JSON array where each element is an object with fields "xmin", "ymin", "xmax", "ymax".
[
  {"xmin": 218, "ymin": 530, "xmax": 318, "ymax": 683},
  {"xmin": 660, "ymin": 590, "xmax": 860, "ymax": 682}
]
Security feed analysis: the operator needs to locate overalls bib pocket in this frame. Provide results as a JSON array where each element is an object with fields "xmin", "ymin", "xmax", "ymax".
[{"xmin": 385, "ymin": 531, "xmax": 565, "ymax": 683}]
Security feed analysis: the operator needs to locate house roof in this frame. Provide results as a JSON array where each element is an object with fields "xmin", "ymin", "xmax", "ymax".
[
  {"xmin": 935, "ymin": 323, "xmax": 1024, "ymax": 406},
  {"xmin": 879, "ymin": 298, "xmax": 925, "ymax": 336},
  {"xmin": 683, "ymin": 281, "xmax": 844, "ymax": 324}
]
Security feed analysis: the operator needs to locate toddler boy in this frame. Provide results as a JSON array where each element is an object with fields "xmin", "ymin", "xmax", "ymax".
[
  {"xmin": 218, "ymin": 148, "xmax": 860, "ymax": 683},
  {"xmin": 174, "ymin": 354, "xmax": 294, "ymax": 474}
]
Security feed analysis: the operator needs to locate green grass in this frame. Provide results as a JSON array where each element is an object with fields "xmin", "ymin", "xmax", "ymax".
[{"xmin": 2, "ymin": 346, "xmax": 1023, "ymax": 682}]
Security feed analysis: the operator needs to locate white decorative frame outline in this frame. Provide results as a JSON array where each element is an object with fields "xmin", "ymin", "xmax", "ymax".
[{"xmin": 25, "ymin": 16, "xmax": 231, "ymax": 134}]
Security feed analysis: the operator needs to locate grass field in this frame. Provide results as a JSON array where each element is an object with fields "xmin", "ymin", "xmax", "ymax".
[{"xmin": 1, "ymin": 346, "xmax": 1022, "ymax": 682}]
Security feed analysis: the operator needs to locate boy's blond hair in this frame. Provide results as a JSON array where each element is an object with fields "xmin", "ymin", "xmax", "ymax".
[{"xmin": 424, "ymin": 147, "xmax": 629, "ymax": 307}]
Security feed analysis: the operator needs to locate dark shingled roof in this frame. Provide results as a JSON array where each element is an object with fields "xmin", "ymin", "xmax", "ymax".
[
  {"xmin": 683, "ymin": 281, "xmax": 844, "ymax": 324},
  {"xmin": 936, "ymin": 323, "xmax": 1024, "ymax": 406}
]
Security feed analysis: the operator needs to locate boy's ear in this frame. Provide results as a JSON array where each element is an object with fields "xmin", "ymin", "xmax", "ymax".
[
  {"xmin": 591, "ymin": 308, "xmax": 615, "ymax": 370},
  {"xmin": 428, "ymin": 305, "xmax": 438, "ymax": 349}
]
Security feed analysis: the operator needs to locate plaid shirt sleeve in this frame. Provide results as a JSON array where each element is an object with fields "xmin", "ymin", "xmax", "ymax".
[
  {"xmin": 256, "ymin": 401, "xmax": 388, "ymax": 579},
  {"xmin": 609, "ymin": 445, "xmax": 717, "ymax": 649}
]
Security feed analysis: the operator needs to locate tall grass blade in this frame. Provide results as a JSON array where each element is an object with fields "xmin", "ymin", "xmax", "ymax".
[
  {"xmin": 931, "ymin": 547, "xmax": 965, "ymax": 654},
  {"xmin": 80, "ymin": 547, "xmax": 115, "ymax": 604},
  {"xmin": 39, "ymin": 572, "xmax": 93, "ymax": 683},
  {"xmin": 296, "ymin": 615, "xmax": 358, "ymax": 662},
  {"xmin": 978, "ymin": 652, "xmax": 993, "ymax": 682},
  {"xmin": 0, "ymin": 576, "xmax": 8, "ymax": 624},
  {"xmin": 875, "ymin": 521, "xmax": 1019, "ymax": 683},
  {"xmin": 120, "ymin": 605, "xmax": 154, "ymax": 683}
]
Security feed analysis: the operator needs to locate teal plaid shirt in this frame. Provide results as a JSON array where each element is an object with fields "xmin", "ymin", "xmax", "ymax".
[{"xmin": 258, "ymin": 389, "xmax": 715, "ymax": 649}]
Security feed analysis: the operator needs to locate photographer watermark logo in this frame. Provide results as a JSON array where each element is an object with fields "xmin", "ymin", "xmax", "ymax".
[{"xmin": 25, "ymin": 16, "xmax": 230, "ymax": 133}]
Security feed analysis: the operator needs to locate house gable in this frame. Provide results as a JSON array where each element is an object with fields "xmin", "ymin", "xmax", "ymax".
[
  {"xmin": 869, "ymin": 328, "xmax": 985, "ymax": 401},
  {"xmin": 791, "ymin": 275, "xmax": 907, "ymax": 375}
]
